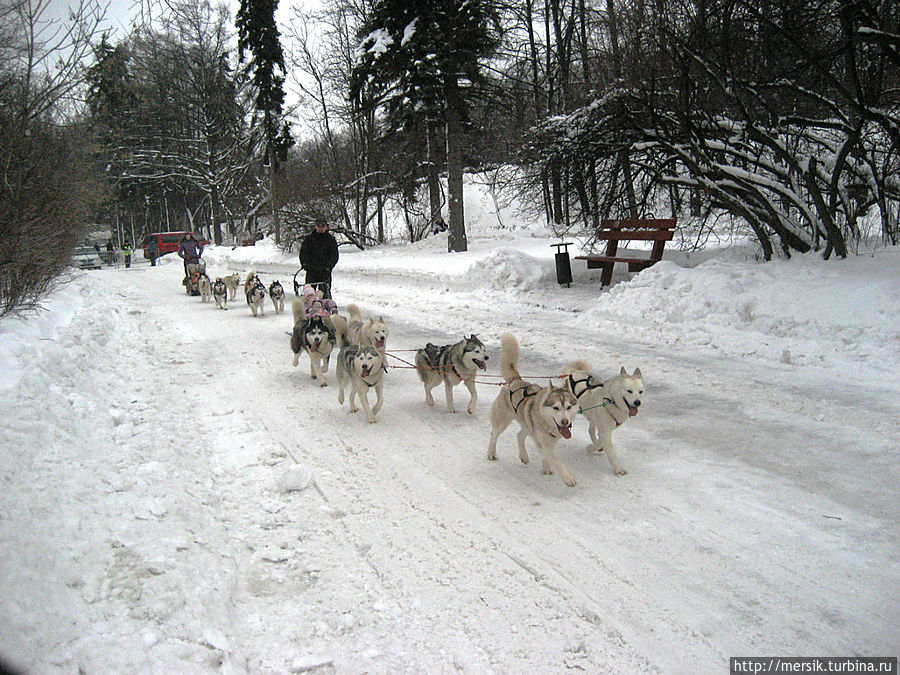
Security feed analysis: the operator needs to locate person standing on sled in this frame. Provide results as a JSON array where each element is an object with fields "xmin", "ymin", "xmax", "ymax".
[
  {"xmin": 178, "ymin": 233, "xmax": 204, "ymax": 277},
  {"xmin": 299, "ymin": 218, "xmax": 339, "ymax": 300}
]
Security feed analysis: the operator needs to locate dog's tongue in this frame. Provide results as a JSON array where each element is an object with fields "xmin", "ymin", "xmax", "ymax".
[
  {"xmin": 628, "ymin": 405, "xmax": 639, "ymax": 417},
  {"xmin": 557, "ymin": 423, "xmax": 572, "ymax": 439},
  {"xmin": 474, "ymin": 359, "xmax": 486, "ymax": 370}
]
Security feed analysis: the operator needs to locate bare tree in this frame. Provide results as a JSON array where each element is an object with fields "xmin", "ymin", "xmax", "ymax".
[{"xmin": 1, "ymin": 0, "xmax": 109, "ymax": 318}]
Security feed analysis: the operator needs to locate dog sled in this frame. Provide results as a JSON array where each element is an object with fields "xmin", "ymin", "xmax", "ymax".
[
  {"xmin": 183, "ymin": 259, "xmax": 207, "ymax": 296},
  {"xmin": 293, "ymin": 274, "xmax": 338, "ymax": 321},
  {"xmin": 293, "ymin": 270, "xmax": 331, "ymax": 298}
]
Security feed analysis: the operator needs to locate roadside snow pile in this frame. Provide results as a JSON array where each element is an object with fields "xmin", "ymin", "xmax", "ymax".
[
  {"xmin": 582, "ymin": 248, "xmax": 900, "ymax": 372},
  {"xmin": 463, "ymin": 247, "xmax": 552, "ymax": 292},
  {"xmin": 0, "ymin": 277, "xmax": 86, "ymax": 392}
]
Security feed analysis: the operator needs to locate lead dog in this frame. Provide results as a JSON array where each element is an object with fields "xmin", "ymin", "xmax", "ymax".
[
  {"xmin": 212, "ymin": 278, "xmax": 228, "ymax": 310},
  {"xmin": 290, "ymin": 297, "xmax": 335, "ymax": 386},
  {"xmin": 223, "ymin": 273, "xmax": 241, "ymax": 301},
  {"xmin": 335, "ymin": 340, "xmax": 386, "ymax": 423},
  {"xmin": 415, "ymin": 335, "xmax": 488, "ymax": 414},
  {"xmin": 487, "ymin": 334, "xmax": 579, "ymax": 487},
  {"xmin": 562, "ymin": 361, "xmax": 643, "ymax": 475},
  {"xmin": 269, "ymin": 280, "xmax": 285, "ymax": 313}
]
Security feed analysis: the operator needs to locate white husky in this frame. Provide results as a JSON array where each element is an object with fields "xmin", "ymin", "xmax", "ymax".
[
  {"xmin": 197, "ymin": 273, "xmax": 212, "ymax": 303},
  {"xmin": 562, "ymin": 361, "xmax": 643, "ymax": 475},
  {"xmin": 344, "ymin": 303, "xmax": 389, "ymax": 351},
  {"xmin": 487, "ymin": 334, "xmax": 579, "ymax": 487}
]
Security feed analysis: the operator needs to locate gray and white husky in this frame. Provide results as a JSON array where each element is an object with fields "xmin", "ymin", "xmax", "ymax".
[
  {"xmin": 336, "ymin": 341, "xmax": 386, "ymax": 423},
  {"xmin": 415, "ymin": 335, "xmax": 488, "ymax": 414},
  {"xmin": 290, "ymin": 298, "xmax": 335, "ymax": 386},
  {"xmin": 212, "ymin": 278, "xmax": 228, "ymax": 310},
  {"xmin": 268, "ymin": 280, "xmax": 285, "ymax": 313},
  {"xmin": 223, "ymin": 273, "xmax": 241, "ymax": 301},
  {"xmin": 487, "ymin": 334, "xmax": 580, "ymax": 487},
  {"xmin": 245, "ymin": 278, "xmax": 266, "ymax": 316},
  {"xmin": 562, "ymin": 360, "xmax": 643, "ymax": 475}
]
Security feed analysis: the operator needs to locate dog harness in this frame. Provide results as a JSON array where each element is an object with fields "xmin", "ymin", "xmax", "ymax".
[
  {"xmin": 568, "ymin": 373, "xmax": 624, "ymax": 420},
  {"xmin": 567, "ymin": 374, "xmax": 604, "ymax": 400},
  {"xmin": 508, "ymin": 380, "xmax": 540, "ymax": 413}
]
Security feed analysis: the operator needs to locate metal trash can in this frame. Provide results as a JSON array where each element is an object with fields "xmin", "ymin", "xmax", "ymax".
[{"xmin": 552, "ymin": 242, "xmax": 573, "ymax": 287}]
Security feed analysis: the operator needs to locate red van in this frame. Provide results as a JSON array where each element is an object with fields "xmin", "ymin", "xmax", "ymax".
[{"xmin": 142, "ymin": 232, "xmax": 210, "ymax": 258}]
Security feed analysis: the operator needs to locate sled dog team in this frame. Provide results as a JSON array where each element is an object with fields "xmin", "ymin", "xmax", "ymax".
[
  {"xmin": 187, "ymin": 268, "xmax": 645, "ymax": 487},
  {"xmin": 188, "ymin": 268, "xmax": 286, "ymax": 316},
  {"xmin": 287, "ymin": 284, "xmax": 645, "ymax": 488}
]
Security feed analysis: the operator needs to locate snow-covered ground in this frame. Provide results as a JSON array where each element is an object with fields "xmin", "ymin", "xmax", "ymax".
[{"xmin": 1, "ymin": 212, "xmax": 898, "ymax": 673}]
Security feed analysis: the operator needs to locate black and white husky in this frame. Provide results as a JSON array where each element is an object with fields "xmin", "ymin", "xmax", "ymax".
[
  {"xmin": 268, "ymin": 280, "xmax": 285, "ymax": 313},
  {"xmin": 245, "ymin": 278, "xmax": 267, "ymax": 316},
  {"xmin": 290, "ymin": 298, "xmax": 335, "ymax": 386},
  {"xmin": 488, "ymin": 334, "xmax": 579, "ymax": 487},
  {"xmin": 212, "ymin": 278, "xmax": 228, "ymax": 310},
  {"xmin": 562, "ymin": 360, "xmax": 643, "ymax": 476},
  {"xmin": 415, "ymin": 335, "xmax": 488, "ymax": 414},
  {"xmin": 336, "ymin": 342, "xmax": 386, "ymax": 423}
]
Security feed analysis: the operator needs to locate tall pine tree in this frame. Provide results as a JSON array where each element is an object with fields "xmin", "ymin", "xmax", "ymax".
[
  {"xmin": 351, "ymin": 0, "xmax": 498, "ymax": 252},
  {"xmin": 236, "ymin": 0, "xmax": 291, "ymax": 244}
]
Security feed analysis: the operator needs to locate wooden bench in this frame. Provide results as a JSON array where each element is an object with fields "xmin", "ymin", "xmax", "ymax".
[{"xmin": 575, "ymin": 218, "xmax": 676, "ymax": 287}]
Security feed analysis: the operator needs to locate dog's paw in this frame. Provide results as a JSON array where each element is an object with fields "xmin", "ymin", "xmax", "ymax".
[
  {"xmin": 615, "ymin": 467, "xmax": 627, "ymax": 476},
  {"xmin": 349, "ymin": 405, "xmax": 358, "ymax": 413},
  {"xmin": 487, "ymin": 449, "xmax": 497, "ymax": 461},
  {"xmin": 319, "ymin": 381, "xmax": 328, "ymax": 388},
  {"xmin": 467, "ymin": 405, "xmax": 476, "ymax": 415},
  {"xmin": 562, "ymin": 473, "xmax": 577, "ymax": 487}
]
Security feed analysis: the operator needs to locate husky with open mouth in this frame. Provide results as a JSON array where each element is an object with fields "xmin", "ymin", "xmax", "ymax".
[
  {"xmin": 562, "ymin": 360, "xmax": 643, "ymax": 476},
  {"xmin": 291, "ymin": 298, "xmax": 335, "ymax": 386},
  {"xmin": 415, "ymin": 335, "xmax": 488, "ymax": 414},
  {"xmin": 335, "ymin": 340, "xmax": 386, "ymax": 424},
  {"xmin": 487, "ymin": 334, "xmax": 579, "ymax": 487}
]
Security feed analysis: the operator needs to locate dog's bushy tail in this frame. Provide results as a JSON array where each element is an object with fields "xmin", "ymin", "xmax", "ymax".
[
  {"xmin": 330, "ymin": 314, "xmax": 351, "ymax": 348},
  {"xmin": 498, "ymin": 333, "xmax": 521, "ymax": 383},
  {"xmin": 562, "ymin": 359, "xmax": 592, "ymax": 376},
  {"xmin": 346, "ymin": 303, "xmax": 362, "ymax": 322},
  {"xmin": 291, "ymin": 297, "xmax": 306, "ymax": 326}
]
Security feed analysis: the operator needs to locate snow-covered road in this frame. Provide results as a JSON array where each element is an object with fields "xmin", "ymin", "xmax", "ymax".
[{"xmin": 1, "ymin": 249, "xmax": 897, "ymax": 674}]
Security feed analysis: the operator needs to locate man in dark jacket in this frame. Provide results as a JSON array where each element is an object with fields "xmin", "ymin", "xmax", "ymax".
[{"xmin": 299, "ymin": 219, "xmax": 339, "ymax": 299}]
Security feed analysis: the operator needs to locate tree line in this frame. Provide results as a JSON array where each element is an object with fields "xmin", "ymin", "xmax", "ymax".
[{"xmin": 2, "ymin": 0, "xmax": 898, "ymax": 316}]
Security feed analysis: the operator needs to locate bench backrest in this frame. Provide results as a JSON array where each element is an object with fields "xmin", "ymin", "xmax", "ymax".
[{"xmin": 599, "ymin": 218, "xmax": 676, "ymax": 259}]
